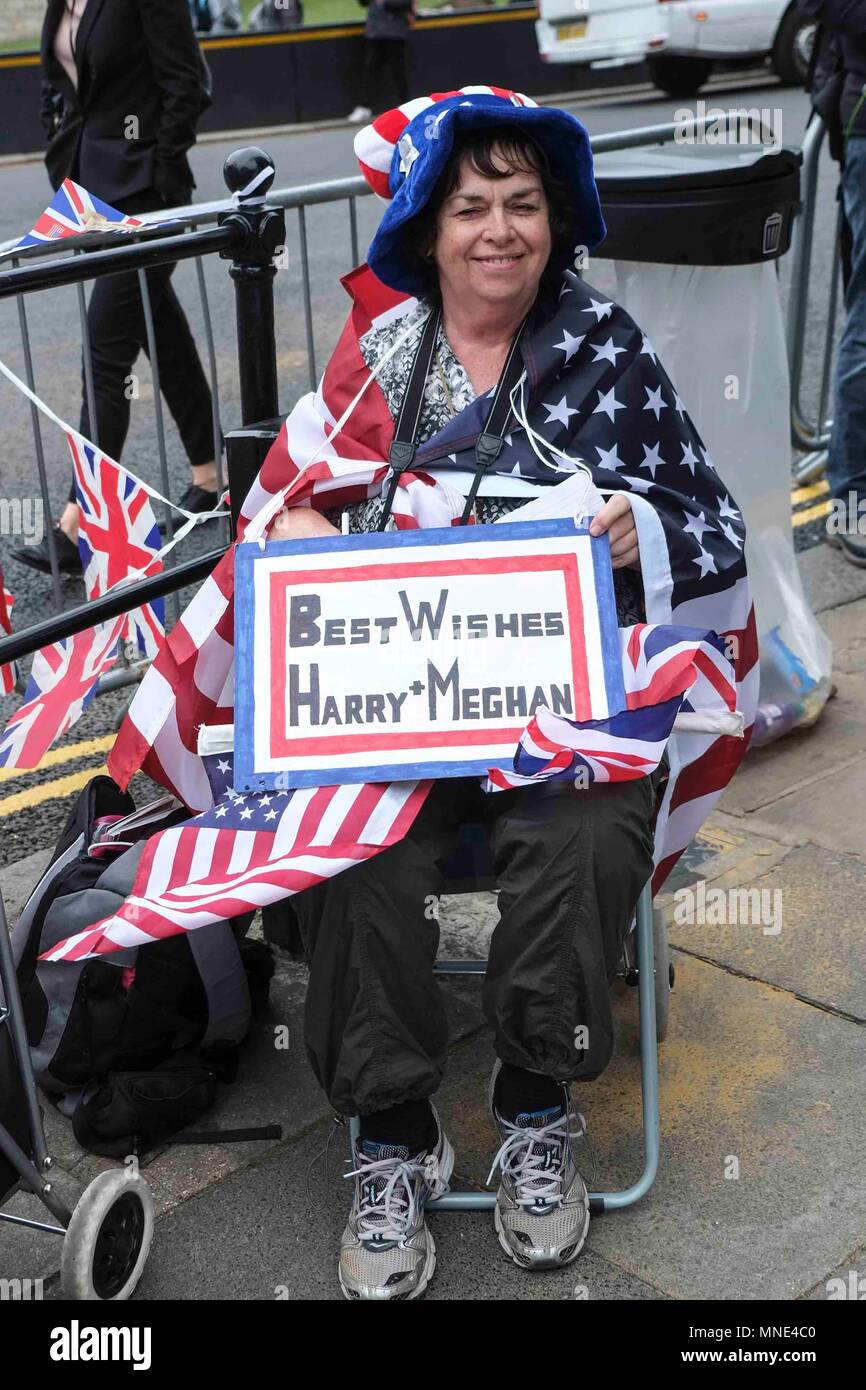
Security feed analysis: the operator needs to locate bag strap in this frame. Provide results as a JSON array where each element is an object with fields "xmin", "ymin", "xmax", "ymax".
[
  {"xmin": 377, "ymin": 307, "xmax": 442, "ymax": 529},
  {"xmin": 458, "ymin": 321, "xmax": 528, "ymax": 526},
  {"xmin": 377, "ymin": 308, "xmax": 528, "ymax": 530}
]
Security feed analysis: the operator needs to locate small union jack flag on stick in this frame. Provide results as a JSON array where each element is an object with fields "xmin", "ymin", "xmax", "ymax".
[
  {"xmin": 68, "ymin": 432, "xmax": 165, "ymax": 659},
  {"xmin": 4, "ymin": 179, "xmax": 145, "ymax": 255},
  {"xmin": 0, "ymin": 616, "xmax": 125, "ymax": 770}
]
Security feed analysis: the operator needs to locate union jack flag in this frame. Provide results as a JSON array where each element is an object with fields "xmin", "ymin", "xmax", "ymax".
[
  {"xmin": 0, "ymin": 567, "xmax": 17, "ymax": 697},
  {"xmin": 0, "ymin": 617, "xmax": 125, "ymax": 770},
  {"xmin": 7, "ymin": 179, "xmax": 145, "ymax": 254},
  {"xmin": 68, "ymin": 432, "xmax": 164, "ymax": 658},
  {"xmin": 493, "ymin": 624, "xmax": 740, "ymax": 789}
]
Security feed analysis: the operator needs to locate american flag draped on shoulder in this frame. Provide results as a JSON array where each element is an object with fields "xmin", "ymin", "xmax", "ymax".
[{"xmin": 45, "ymin": 264, "xmax": 756, "ymax": 962}]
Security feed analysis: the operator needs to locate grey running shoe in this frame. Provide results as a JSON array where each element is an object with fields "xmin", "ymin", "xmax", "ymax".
[
  {"xmin": 339, "ymin": 1113, "xmax": 454, "ymax": 1300},
  {"xmin": 488, "ymin": 1068, "xmax": 590, "ymax": 1270}
]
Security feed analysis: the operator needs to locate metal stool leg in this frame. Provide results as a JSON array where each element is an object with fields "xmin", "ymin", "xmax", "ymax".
[{"xmin": 428, "ymin": 879, "xmax": 659, "ymax": 1212}]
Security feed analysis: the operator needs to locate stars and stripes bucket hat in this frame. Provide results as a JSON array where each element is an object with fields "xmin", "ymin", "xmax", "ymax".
[{"xmin": 353, "ymin": 85, "xmax": 607, "ymax": 296}]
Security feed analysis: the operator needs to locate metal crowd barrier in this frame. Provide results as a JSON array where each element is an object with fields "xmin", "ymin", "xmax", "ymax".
[
  {"xmin": 0, "ymin": 111, "xmax": 839, "ymax": 687},
  {"xmin": 786, "ymin": 113, "xmax": 841, "ymax": 481}
]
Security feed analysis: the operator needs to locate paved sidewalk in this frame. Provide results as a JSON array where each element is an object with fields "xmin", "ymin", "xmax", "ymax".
[{"xmin": 2, "ymin": 548, "xmax": 865, "ymax": 1302}]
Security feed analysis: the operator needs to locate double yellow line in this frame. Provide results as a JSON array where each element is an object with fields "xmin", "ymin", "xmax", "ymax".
[
  {"xmin": 0, "ymin": 734, "xmax": 113, "ymax": 818},
  {"xmin": 792, "ymin": 478, "xmax": 830, "ymax": 528}
]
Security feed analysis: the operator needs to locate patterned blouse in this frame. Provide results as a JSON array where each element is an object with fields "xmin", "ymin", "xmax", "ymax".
[{"xmin": 324, "ymin": 297, "xmax": 645, "ymax": 625}]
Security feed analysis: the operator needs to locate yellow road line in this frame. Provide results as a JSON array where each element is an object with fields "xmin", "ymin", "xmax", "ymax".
[
  {"xmin": 0, "ymin": 766, "xmax": 107, "ymax": 817},
  {"xmin": 791, "ymin": 480, "xmax": 829, "ymax": 504},
  {"xmin": 793, "ymin": 500, "xmax": 831, "ymax": 527},
  {"xmin": 0, "ymin": 734, "xmax": 113, "ymax": 784},
  {"xmin": 1, "ymin": 7, "xmax": 536, "ymax": 64}
]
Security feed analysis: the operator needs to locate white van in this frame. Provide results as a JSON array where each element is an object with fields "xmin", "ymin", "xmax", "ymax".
[
  {"xmin": 535, "ymin": 0, "xmax": 817, "ymax": 96},
  {"xmin": 535, "ymin": 0, "xmax": 668, "ymax": 71}
]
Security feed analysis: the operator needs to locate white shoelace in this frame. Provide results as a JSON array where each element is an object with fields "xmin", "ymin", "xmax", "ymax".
[
  {"xmin": 486, "ymin": 1109, "xmax": 586, "ymax": 1208},
  {"xmin": 346, "ymin": 1150, "xmax": 447, "ymax": 1245}
]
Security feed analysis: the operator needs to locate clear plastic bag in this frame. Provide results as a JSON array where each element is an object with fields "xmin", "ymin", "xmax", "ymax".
[{"xmin": 613, "ymin": 259, "xmax": 832, "ymax": 745}]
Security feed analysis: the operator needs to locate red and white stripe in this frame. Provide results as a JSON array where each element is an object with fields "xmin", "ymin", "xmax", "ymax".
[
  {"xmin": 41, "ymin": 778, "xmax": 429, "ymax": 962},
  {"xmin": 0, "ymin": 567, "xmax": 17, "ymax": 697},
  {"xmin": 354, "ymin": 88, "xmax": 538, "ymax": 201}
]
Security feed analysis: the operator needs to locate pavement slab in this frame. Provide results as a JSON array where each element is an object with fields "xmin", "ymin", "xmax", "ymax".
[
  {"xmin": 420, "ymin": 956, "xmax": 866, "ymax": 1302},
  {"xmin": 667, "ymin": 842, "xmax": 866, "ymax": 1021},
  {"xmin": 804, "ymin": 1247, "xmax": 866, "ymax": 1301},
  {"xmin": 740, "ymin": 753, "xmax": 866, "ymax": 861},
  {"xmin": 819, "ymin": 601, "xmax": 866, "ymax": 677},
  {"xmin": 799, "ymin": 545, "xmax": 866, "ymax": 614},
  {"xmin": 717, "ymin": 688, "xmax": 866, "ymax": 819}
]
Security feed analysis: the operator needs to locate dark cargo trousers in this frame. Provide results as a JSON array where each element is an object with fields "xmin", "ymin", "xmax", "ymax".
[{"xmin": 292, "ymin": 773, "xmax": 658, "ymax": 1116}]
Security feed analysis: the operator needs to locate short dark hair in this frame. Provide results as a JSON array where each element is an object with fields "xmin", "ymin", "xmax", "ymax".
[{"xmin": 400, "ymin": 125, "xmax": 576, "ymax": 302}]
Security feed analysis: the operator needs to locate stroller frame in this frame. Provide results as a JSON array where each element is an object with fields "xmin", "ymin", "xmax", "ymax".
[
  {"xmin": 0, "ymin": 890, "xmax": 72, "ymax": 1235},
  {"xmin": 0, "ymin": 889, "xmax": 157, "ymax": 1300}
]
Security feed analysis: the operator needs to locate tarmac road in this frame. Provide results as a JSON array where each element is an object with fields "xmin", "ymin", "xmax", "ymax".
[{"xmin": 0, "ymin": 70, "xmax": 848, "ymax": 867}]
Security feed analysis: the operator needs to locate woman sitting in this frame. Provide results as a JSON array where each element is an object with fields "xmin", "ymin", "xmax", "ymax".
[
  {"xmin": 110, "ymin": 87, "xmax": 750, "ymax": 1301},
  {"xmin": 259, "ymin": 90, "xmax": 749, "ymax": 1300}
]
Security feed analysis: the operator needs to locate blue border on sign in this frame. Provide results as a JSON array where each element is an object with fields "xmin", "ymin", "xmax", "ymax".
[
  {"xmin": 233, "ymin": 518, "xmax": 623, "ymax": 791},
  {"xmin": 591, "ymin": 532, "xmax": 627, "ymax": 715}
]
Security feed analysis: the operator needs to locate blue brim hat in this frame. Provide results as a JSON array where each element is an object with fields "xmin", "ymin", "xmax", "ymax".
[{"xmin": 353, "ymin": 88, "xmax": 606, "ymax": 298}]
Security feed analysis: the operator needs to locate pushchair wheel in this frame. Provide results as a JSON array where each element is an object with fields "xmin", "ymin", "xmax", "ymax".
[{"xmin": 60, "ymin": 1169, "xmax": 154, "ymax": 1301}]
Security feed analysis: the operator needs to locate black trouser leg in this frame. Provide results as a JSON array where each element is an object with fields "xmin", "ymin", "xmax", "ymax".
[
  {"xmin": 384, "ymin": 38, "xmax": 408, "ymax": 107},
  {"xmin": 292, "ymin": 779, "xmax": 481, "ymax": 1116},
  {"xmin": 362, "ymin": 38, "xmax": 407, "ymax": 111},
  {"xmin": 73, "ymin": 260, "xmax": 214, "ymax": 498},
  {"xmin": 362, "ymin": 39, "xmax": 385, "ymax": 111},
  {"xmin": 483, "ymin": 776, "xmax": 656, "ymax": 1082}
]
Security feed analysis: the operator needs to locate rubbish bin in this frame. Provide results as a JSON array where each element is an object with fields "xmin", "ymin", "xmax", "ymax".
[{"xmin": 593, "ymin": 143, "xmax": 831, "ymax": 744}]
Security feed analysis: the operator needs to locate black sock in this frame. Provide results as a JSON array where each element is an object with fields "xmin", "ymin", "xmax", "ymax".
[
  {"xmin": 359, "ymin": 1098, "xmax": 438, "ymax": 1154},
  {"xmin": 494, "ymin": 1064, "xmax": 565, "ymax": 1121}
]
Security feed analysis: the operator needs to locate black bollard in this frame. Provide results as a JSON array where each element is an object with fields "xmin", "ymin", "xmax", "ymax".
[
  {"xmin": 220, "ymin": 147, "xmax": 286, "ymax": 538},
  {"xmin": 220, "ymin": 151, "xmax": 304, "ymax": 956}
]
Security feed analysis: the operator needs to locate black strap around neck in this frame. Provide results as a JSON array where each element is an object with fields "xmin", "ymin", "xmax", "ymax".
[
  {"xmin": 377, "ymin": 307, "xmax": 442, "ymax": 530},
  {"xmin": 458, "ymin": 321, "xmax": 527, "ymax": 526},
  {"xmin": 377, "ymin": 308, "xmax": 528, "ymax": 531}
]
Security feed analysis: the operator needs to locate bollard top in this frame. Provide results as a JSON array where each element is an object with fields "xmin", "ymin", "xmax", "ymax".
[{"xmin": 224, "ymin": 147, "xmax": 276, "ymax": 203}]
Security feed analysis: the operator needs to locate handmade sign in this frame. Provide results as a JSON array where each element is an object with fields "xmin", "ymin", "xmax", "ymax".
[{"xmin": 233, "ymin": 518, "xmax": 626, "ymax": 789}]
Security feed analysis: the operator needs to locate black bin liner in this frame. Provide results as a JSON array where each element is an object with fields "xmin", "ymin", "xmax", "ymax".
[{"xmin": 594, "ymin": 144, "xmax": 802, "ymax": 266}]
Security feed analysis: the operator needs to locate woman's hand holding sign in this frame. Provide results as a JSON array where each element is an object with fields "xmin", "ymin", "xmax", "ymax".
[
  {"xmin": 270, "ymin": 507, "xmax": 340, "ymax": 541},
  {"xmin": 589, "ymin": 494, "xmax": 640, "ymax": 571}
]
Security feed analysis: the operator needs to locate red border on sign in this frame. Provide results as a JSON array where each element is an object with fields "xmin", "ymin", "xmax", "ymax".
[{"xmin": 266, "ymin": 552, "xmax": 588, "ymax": 759}]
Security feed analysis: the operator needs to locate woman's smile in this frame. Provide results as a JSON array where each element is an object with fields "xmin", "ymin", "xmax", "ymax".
[{"xmin": 472, "ymin": 252, "xmax": 525, "ymax": 268}]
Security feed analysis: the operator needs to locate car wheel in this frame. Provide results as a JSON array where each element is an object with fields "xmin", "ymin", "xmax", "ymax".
[
  {"xmin": 771, "ymin": 4, "xmax": 817, "ymax": 85},
  {"xmin": 647, "ymin": 54, "xmax": 714, "ymax": 99}
]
